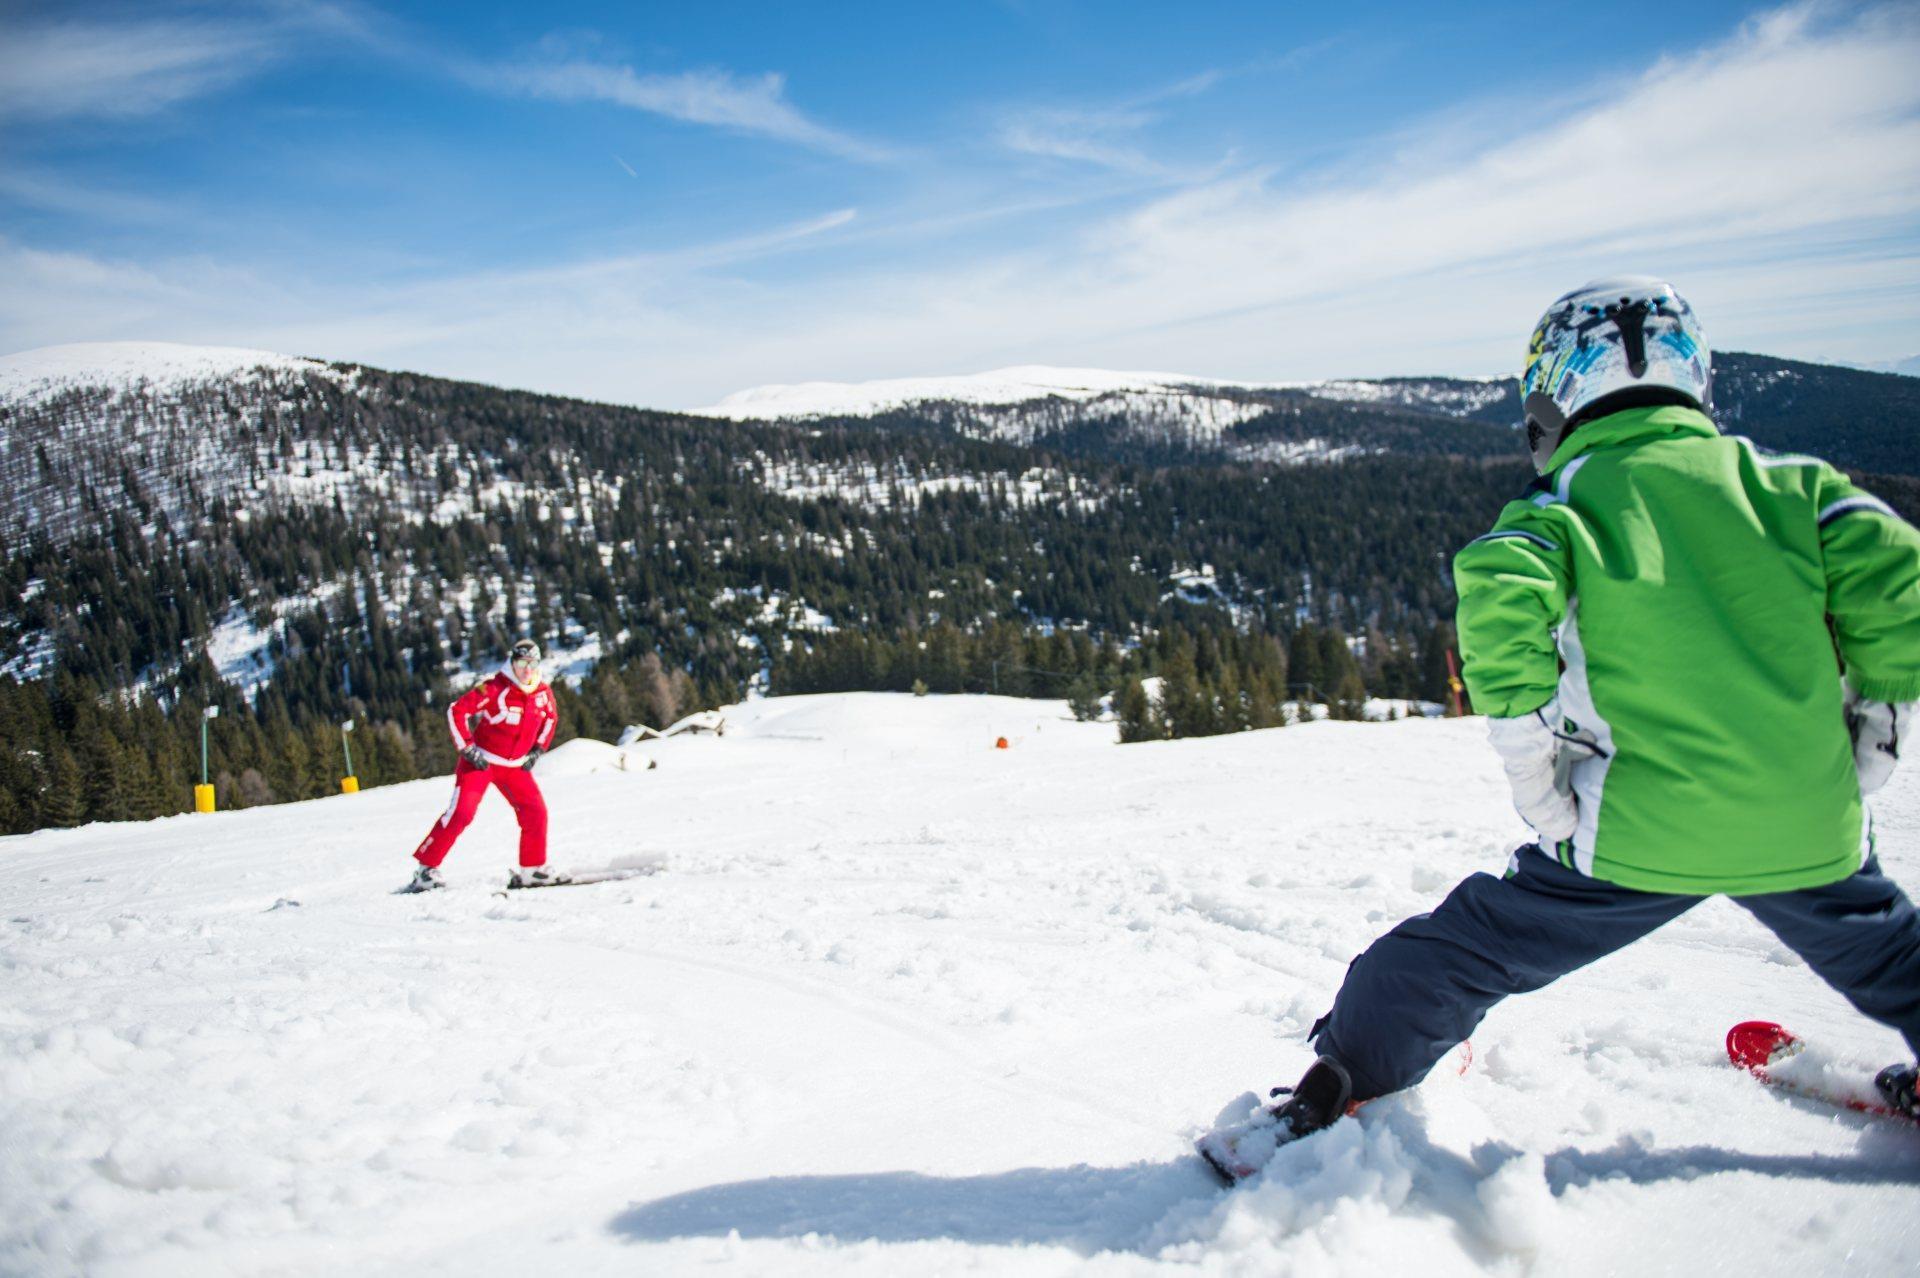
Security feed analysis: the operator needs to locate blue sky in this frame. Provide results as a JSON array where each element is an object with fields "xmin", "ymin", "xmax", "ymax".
[{"xmin": 2, "ymin": 1, "xmax": 1917, "ymax": 407}]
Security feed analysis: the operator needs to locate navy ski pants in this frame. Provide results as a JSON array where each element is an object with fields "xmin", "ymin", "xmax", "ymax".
[{"xmin": 1310, "ymin": 848, "xmax": 1920, "ymax": 1102}]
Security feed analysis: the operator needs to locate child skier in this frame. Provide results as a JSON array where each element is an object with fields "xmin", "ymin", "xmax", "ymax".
[
  {"xmin": 405, "ymin": 638, "xmax": 560, "ymax": 892},
  {"xmin": 1200, "ymin": 277, "xmax": 1920, "ymax": 1180}
]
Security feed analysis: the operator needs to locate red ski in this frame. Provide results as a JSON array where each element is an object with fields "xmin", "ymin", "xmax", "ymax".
[{"xmin": 1725, "ymin": 1021, "xmax": 1915, "ymax": 1125}]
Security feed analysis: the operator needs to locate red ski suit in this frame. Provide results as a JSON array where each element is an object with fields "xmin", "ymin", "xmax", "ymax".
[{"xmin": 413, "ymin": 669, "xmax": 559, "ymax": 869}]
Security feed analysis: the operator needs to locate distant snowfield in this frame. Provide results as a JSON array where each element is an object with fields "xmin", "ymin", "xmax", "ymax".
[
  {"xmin": 5, "ymin": 694, "xmax": 1917, "ymax": 1275},
  {"xmin": 694, "ymin": 365, "xmax": 1296, "ymax": 419},
  {"xmin": 693, "ymin": 363, "xmax": 1510, "ymax": 425},
  {"xmin": 0, "ymin": 341, "xmax": 340, "ymax": 407}
]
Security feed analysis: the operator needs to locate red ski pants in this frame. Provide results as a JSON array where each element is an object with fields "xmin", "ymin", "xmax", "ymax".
[{"xmin": 413, "ymin": 762, "xmax": 548, "ymax": 869}]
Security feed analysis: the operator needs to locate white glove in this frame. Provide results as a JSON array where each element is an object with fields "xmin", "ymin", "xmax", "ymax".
[
  {"xmin": 1487, "ymin": 700, "xmax": 1586, "ymax": 844},
  {"xmin": 1846, "ymin": 685, "xmax": 1915, "ymax": 797}
]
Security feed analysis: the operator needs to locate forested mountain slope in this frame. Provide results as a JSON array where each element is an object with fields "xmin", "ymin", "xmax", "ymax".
[{"xmin": 1, "ymin": 342, "xmax": 1912, "ymax": 833}]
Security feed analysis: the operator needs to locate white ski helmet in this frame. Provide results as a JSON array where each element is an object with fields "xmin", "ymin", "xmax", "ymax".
[{"xmin": 1521, "ymin": 276, "xmax": 1711, "ymax": 472}]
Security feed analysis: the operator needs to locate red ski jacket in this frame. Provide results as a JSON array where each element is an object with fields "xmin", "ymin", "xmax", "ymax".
[{"xmin": 447, "ymin": 669, "xmax": 559, "ymax": 764}]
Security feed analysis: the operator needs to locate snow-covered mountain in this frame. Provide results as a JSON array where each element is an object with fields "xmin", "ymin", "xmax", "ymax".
[
  {"xmin": 1835, "ymin": 354, "xmax": 1920, "ymax": 378},
  {"xmin": 697, "ymin": 364, "xmax": 1516, "ymax": 421},
  {"xmin": 0, "ymin": 340, "xmax": 344, "ymax": 408},
  {"xmin": 697, "ymin": 364, "xmax": 1301, "ymax": 418},
  {"xmin": 0, "ymin": 342, "xmax": 362, "ymax": 544},
  {"xmin": 696, "ymin": 364, "xmax": 1515, "ymax": 462},
  {"xmin": 6, "ymin": 692, "xmax": 1917, "ymax": 1274}
]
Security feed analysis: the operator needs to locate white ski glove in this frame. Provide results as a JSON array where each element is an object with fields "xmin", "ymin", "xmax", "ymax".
[
  {"xmin": 1486, "ymin": 700, "xmax": 1590, "ymax": 844},
  {"xmin": 1846, "ymin": 685, "xmax": 1915, "ymax": 798}
]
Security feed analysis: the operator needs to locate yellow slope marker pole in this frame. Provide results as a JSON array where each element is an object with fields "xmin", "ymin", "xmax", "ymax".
[
  {"xmin": 195, "ymin": 705, "xmax": 219, "ymax": 812},
  {"xmin": 340, "ymin": 718, "xmax": 359, "ymax": 793}
]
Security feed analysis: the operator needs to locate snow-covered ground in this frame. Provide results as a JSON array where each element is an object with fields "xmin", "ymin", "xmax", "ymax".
[{"xmin": 4, "ymin": 693, "xmax": 1916, "ymax": 1275}]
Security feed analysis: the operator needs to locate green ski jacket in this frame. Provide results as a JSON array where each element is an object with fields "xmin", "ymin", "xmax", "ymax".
[{"xmin": 1454, "ymin": 405, "xmax": 1920, "ymax": 895}]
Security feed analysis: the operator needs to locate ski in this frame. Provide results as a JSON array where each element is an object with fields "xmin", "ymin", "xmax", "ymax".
[
  {"xmin": 494, "ymin": 865, "xmax": 662, "ymax": 895},
  {"xmin": 1725, "ymin": 1021, "xmax": 1916, "ymax": 1126},
  {"xmin": 1195, "ymin": 1109, "xmax": 1290, "ymax": 1185}
]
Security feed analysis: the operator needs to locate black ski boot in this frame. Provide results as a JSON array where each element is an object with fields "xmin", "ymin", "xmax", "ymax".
[
  {"xmin": 1875, "ymin": 1063, "xmax": 1918, "ymax": 1120},
  {"xmin": 1268, "ymin": 1056, "xmax": 1356, "ymax": 1138},
  {"xmin": 1195, "ymin": 1056, "xmax": 1354, "ymax": 1184}
]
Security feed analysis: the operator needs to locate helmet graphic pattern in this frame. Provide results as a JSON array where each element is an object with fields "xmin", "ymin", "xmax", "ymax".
[{"xmin": 1521, "ymin": 276, "xmax": 1711, "ymax": 432}]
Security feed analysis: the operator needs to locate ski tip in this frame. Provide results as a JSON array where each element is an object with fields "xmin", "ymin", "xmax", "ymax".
[
  {"xmin": 1726, "ymin": 1020, "xmax": 1794, "ymax": 1071},
  {"xmin": 1195, "ymin": 1146, "xmax": 1239, "ymax": 1188}
]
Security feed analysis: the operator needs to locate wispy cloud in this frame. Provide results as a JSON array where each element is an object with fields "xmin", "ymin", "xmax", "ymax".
[
  {"xmin": 999, "ymin": 105, "xmax": 1169, "ymax": 176},
  {"xmin": 0, "ymin": 14, "xmax": 279, "ymax": 119},
  {"xmin": 493, "ymin": 60, "xmax": 895, "ymax": 162},
  {"xmin": 992, "ymin": 61, "xmax": 1262, "ymax": 183},
  {"xmin": 0, "ymin": 168, "xmax": 181, "ymax": 224},
  {"xmin": 1073, "ymin": 3, "xmax": 1920, "ymax": 334},
  {"xmin": 0, "ymin": 2, "xmax": 393, "ymax": 121},
  {"xmin": 994, "ymin": 66, "xmax": 1234, "ymax": 178},
  {"xmin": 0, "ymin": 204, "xmax": 862, "ymax": 386}
]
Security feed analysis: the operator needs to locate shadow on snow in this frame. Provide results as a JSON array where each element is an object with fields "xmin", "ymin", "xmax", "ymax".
[
  {"xmin": 608, "ymin": 1129, "xmax": 1919, "ymax": 1254},
  {"xmin": 610, "ymin": 1158, "xmax": 1220, "ymax": 1254}
]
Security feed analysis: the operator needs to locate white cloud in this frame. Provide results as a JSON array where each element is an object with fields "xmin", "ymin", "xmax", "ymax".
[
  {"xmin": 995, "ymin": 69, "xmax": 1232, "ymax": 177},
  {"xmin": 0, "ymin": 2, "xmax": 408, "ymax": 121},
  {"xmin": 1000, "ymin": 105, "xmax": 1162, "ymax": 173},
  {"xmin": 1053, "ymin": 2, "xmax": 1920, "ymax": 351},
  {"xmin": 0, "ymin": 168, "xmax": 180, "ymax": 223},
  {"xmin": 0, "ymin": 15, "xmax": 277, "ymax": 119},
  {"xmin": 495, "ymin": 61, "xmax": 894, "ymax": 162},
  {"xmin": 4, "ymin": 3, "xmax": 1917, "ymax": 406}
]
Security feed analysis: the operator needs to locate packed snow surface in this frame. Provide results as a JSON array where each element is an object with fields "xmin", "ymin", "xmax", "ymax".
[
  {"xmin": 695, "ymin": 365, "xmax": 1294, "ymax": 419},
  {"xmin": 0, "ymin": 341, "xmax": 336, "ymax": 406},
  {"xmin": 5, "ymin": 693, "xmax": 1917, "ymax": 1275}
]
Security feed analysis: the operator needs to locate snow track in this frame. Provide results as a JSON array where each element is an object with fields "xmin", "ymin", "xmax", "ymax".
[{"xmin": 4, "ymin": 693, "xmax": 1918, "ymax": 1274}]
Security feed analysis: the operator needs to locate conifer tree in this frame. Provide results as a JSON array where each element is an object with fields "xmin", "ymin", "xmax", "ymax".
[
  {"xmin": 1157, "ymin": 642, "xmax": 1206, "ymax": 738},
  {"xmin": 1117, "ymin": 677, "xmax": 1158, "ymax": 744},
  {"xmin": 41, "ymin": 739, "xmax": 85, "ymax": 828}
]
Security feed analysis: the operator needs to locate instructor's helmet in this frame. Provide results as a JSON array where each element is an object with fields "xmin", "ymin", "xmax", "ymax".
[
  {"xmin": 1521, "ymin": 276, "xmax": 1711, "ymax": 472},
  {"xmin": 509, "ymin": 638, "xmax": 542, "ymax": 680}
]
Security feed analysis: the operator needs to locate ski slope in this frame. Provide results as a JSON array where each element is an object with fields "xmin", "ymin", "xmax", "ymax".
[{"xmin": 5, "ymin": 693, "xmax": 1917, "ymax": 1275}]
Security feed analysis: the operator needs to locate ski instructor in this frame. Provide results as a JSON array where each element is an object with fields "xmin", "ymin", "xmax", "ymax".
[
  {"xmin": 406, "ymin": 638, "xmax": 560, "ymax": 892},
  {"xmin": 1202, "ymin": 277, "xmax": 1920, "ymax": 1179}
]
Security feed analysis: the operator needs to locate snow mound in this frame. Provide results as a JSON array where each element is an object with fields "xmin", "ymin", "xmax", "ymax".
[
  {"xmin": 724, "ymin": 690, "xmax": 1097, "ymax": 756},
  {"xmin": 530, "ymin": 736, "xmax": 652, "ymax": 779},
  {"xmin": 0, "ymin": 341, "xmax": 338, "ymax": 407},
  {"xmin": 695, "ymin": 365, "xmax": 1296, "ymax": 420}
]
